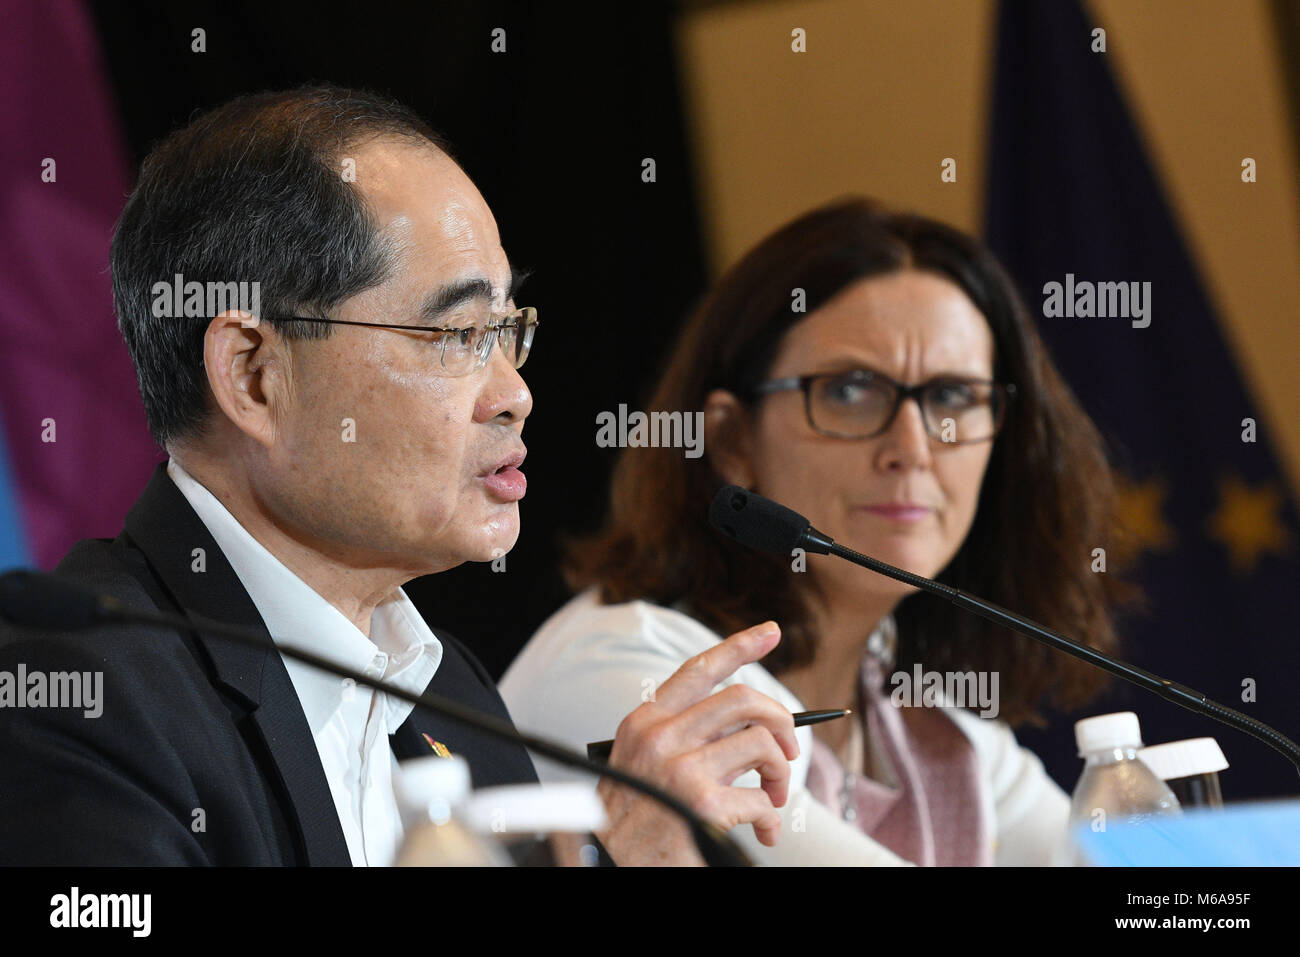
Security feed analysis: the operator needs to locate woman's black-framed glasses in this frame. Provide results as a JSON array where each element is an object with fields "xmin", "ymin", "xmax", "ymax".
[
  {"xmin": 752, "ymin": 369, "xmax": 1016, "ymax": 444},
  {"xmin": 266, "ymin": 306, "xmax": 538, "ymax": 377}
]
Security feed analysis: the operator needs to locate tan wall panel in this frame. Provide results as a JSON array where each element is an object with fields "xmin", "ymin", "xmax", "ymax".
[{"xmin": 676, "ymin": 0, "xmax": 996, "ymax": 274}]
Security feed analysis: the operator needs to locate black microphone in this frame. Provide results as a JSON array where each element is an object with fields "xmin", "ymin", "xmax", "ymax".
[
  {"xmin": 708, "ymin": 485, "xmax": 1300, "ymax": 777},
  {"xmin": 709, "ymin": 485, "xmax": 834, "ymax": 556},
  {"xmin": 0, "ymin": 569, "xmax": 750, "ymax": 866}
]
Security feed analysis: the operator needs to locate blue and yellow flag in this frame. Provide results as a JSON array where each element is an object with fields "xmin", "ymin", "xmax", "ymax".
[{"xmin": 986, "ymin": 0, "xmax": 1300, "ymax": 800}]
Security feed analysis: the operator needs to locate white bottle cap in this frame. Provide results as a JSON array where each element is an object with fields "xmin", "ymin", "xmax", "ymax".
[
  {"xmin": 396, "ymin": 754, "xmax": 472, "ymax": 818},
  {"xmin": 1138, "ymin": 737, "xmax": 1229, "ymax": 780},
  {"xmin": 461, "ymin": 783, "xmax": 609, "ymax": 835},
  {"xmin": 1075, "ymin": 711, "xmax": 1143, "ymax": 755}
]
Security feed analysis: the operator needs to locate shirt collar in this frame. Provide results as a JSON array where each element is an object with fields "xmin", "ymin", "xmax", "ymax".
[{"xmin": 165, "ymin": 459, "xmax": 442, "ymax": 734}]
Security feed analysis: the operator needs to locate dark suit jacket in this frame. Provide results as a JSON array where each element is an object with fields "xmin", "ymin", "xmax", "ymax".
[{"xmin": 0, "ymin": 464, "xmax": 538, "ymax": 865}]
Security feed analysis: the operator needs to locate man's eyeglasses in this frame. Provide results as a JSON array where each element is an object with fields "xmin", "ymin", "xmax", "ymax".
[
  {"xmin": 752, "ymin": 369, "xmax": 1016, "ymax": 444},
  {"xmin": 265, "ymin": 306, "xmax": 538, "ymax": 377}
]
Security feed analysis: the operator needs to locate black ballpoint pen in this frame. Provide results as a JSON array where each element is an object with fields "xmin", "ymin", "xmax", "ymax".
[{"xmin": 586, "ymin": 708, "xmax": 852, "ymax": 762}]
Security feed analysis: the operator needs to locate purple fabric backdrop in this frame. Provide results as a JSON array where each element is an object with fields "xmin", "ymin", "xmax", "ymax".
[{"xmin": 0, "ymin": 0, "xmax": 162, "ymax": 568}]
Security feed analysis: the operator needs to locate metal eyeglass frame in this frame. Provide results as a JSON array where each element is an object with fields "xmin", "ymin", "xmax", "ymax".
[{"xmin": 263, "ymin": 306, "xmax": 538, "ymax": 376}]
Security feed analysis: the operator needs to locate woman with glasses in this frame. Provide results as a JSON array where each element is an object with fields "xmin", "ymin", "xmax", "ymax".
[{"xmin": 500, "ymin": 197, "xmax": 1138, "ymax": 865}]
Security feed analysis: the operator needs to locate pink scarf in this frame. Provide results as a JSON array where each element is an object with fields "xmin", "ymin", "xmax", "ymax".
[{"xmin": 803, "ymin": 651, "xmax": 993, "ymax": 865}]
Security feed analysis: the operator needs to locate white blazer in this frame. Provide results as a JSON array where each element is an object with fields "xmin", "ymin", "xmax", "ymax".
[{"xmin": 500, "ymin": 589, "xmax": 1071, "ymax": 866}]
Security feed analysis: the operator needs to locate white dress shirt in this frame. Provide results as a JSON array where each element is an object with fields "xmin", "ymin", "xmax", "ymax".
[
  {"xmin": 500, "ymin": 589, "xmax": 1070, "ymax": 866},
  {"xmin": 167, "ymin": 460, "xmax": 442, "ymax": 866}
]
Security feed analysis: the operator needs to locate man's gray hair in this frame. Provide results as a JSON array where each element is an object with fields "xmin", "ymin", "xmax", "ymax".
[{"xmin": 111, "ymin": 85, "xmax": 451, "ymax": 446}]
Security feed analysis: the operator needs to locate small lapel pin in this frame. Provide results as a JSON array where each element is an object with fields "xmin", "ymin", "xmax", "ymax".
[{"xmin": 422, "ymin": 732, "xmax": 452, "ymax": 758}]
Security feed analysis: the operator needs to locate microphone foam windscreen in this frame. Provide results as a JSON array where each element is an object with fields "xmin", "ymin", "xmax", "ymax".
[{"xmin": 708, "ymin": 485, "xmax": 810, "ymax": 555}]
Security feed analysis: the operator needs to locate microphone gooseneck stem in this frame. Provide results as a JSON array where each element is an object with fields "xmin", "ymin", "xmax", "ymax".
[{"xmin": 824, "ymin": 538, "xmax": 1300, "ymax": 775}]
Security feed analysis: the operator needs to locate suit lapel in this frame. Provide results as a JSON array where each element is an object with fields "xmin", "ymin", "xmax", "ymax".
[
  {"xmin": 124, "ymin": 464, "xmax": 352, "ymax": 866},
  {"xmin": 388, "ymin": 635, "xmax": 539, "ymax": 788}
]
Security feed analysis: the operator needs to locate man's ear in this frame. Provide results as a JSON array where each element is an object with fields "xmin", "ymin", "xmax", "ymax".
[
  {"xmin": 203, "ymin": 311, "xmax": 291, "ymax": 449},
  {"xmin": 703, "ymin": 389, "xmax": 757, "ymax": 489}
]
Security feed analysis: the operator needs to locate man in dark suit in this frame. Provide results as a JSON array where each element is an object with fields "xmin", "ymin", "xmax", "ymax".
[
  {"xmin": 1, "ymin": 464, "xmax": 535, "ymax": 864},
  {"xmin": 0, "ymin": 86, "xmax": 797, "ymax": 865}
]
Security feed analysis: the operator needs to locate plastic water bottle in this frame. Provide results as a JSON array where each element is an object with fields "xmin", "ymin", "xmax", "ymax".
[
  {"xmin": 1061, "ymin": 712, "xmax": 1181, "ymax": 864},
  {"xmin": 392, "ymin": 755, "xmax": 511, "ymax": 866},
  {"xmin": 1139, "ymin": 737, "xmax": 1228, "ymax": 809}
]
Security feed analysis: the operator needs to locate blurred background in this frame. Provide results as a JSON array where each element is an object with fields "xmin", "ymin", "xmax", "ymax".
[{"xmin": 2, "ymin": 0, "xmax": 1298, "ymax": 801}]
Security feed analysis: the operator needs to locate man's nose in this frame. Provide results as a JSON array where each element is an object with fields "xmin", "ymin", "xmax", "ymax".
[{"xmin": 478, "ymin": 343, "xmax": 533, "ymax": 423}]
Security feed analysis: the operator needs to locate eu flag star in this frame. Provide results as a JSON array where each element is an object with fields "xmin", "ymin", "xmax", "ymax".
[
  {"xmin": 1114, "ymin": 475, "xmax": 1175, "ymax": 562},
  {"xmin": 1206, "ymin": 474, "xmax": 1291, "ymax": 576}
]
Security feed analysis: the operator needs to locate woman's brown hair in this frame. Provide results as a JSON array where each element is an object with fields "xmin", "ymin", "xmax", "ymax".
[{"xmin": 566, "ymin": 197, "xmax": 1140, "ymax": 727}]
